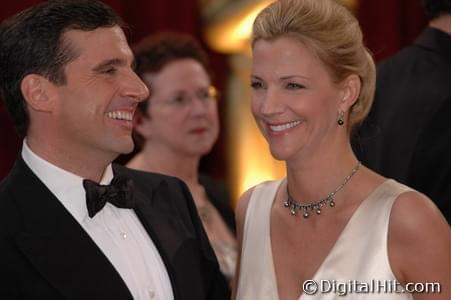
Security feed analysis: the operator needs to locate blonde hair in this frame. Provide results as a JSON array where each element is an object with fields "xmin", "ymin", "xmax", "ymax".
[{"xmin": 252, "ymin": 0, "xmax": 376, "ymax": 131}]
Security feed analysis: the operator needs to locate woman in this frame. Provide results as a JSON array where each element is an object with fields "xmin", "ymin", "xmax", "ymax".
[
  {"xmin": 127, "ymin": 32, "xmax": 237, "ymax": 285},
  {"xmin": 234, "ymin": 0, "xmax": 450, "ymax": 299}
]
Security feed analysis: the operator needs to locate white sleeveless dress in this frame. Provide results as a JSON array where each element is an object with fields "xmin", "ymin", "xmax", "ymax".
[{"xmin": 236, "ymin": 179, "xmax": 414, "ymax": 300}]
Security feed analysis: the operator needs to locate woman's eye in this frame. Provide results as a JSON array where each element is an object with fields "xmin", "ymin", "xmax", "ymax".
[
  {"xmin": 198, "ymin": 91, "xmax": 210, "ymax": 101},
  {"xmin": 286, "ymin": 82, "xmax": 304, "ymax": 90},
  {"xmin": 250, "ymin": 81, "xmax": 263, "ymax": 89},
  {"xmin": 172, "ymin": 95, "xmax": 187, "ymax": 104}
]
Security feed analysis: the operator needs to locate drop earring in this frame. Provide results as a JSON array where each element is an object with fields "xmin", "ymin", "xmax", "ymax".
[{"xmin": 337, "ymin": 111, "xmax": 345, "ymax": 126}]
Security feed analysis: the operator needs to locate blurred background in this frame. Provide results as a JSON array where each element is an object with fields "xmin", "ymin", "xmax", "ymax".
[{"xmin": 0, "ymin": 0, "xmax": 427, "ymax": 204}]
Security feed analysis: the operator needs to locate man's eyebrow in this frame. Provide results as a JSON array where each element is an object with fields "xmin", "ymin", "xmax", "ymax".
[{"xmin": 92, "ymin": 58, "xmax": 125, "ymax": 72}]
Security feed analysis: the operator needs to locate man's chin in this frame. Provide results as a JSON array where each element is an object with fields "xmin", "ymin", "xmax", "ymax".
[
  {"xmin": 109, "ymin": 138, "xmax": 134, "ymax": 157},
  {"xmin": 119, "ymin": 141, "xmax": 134, "ymax": 155}
]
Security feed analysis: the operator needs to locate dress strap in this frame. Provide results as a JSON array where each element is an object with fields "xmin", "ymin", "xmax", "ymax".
[{"xmin": 237, "ymin": 179, "xmax": 284, "ymax": 300}]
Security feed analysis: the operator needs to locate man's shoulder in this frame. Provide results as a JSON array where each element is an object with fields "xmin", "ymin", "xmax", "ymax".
[
  {"xmin": 113, "ymin": 165, "xmax": 197, "ymax": 222},
  {"xmin": 113, "ymin": 164, "xmax": 187, "ymax": 198},
  {"xmin": 0, "ymin": 167, "xmax": 23, "ymax": 230},
  {"xmin": 376, "ymin": 42, "xmax": 451, "ymax": 101},
  {"xmin": 377, "ymin": 46, "xmax": 422, "ymax": 73},
  {"xmin": 378, "ymin": 41, "xmax": 450, "ymax": 75},
  {"xmin": 112, "ymin": 164, "xmax": 183, "ymax": 190},
  {"xmin": 0, "ymin": 175, "xmax": 12, "ymax": 208},
  {"xmin": 0, "ymin": 159, "xmax": 23, "ymax": 201}
]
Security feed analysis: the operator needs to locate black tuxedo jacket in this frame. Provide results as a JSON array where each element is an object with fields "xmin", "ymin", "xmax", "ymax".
[
  {"xmin": 353, "ymin": 27, "xmax": 451, "ymax": 224},
  {"xmin": 0, "ymin": 157, "xmax": 230, "ymax": 299}
]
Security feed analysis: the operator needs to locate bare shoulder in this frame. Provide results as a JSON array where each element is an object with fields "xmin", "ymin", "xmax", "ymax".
[
  {"xmin": 235, "ymin": 180, "xmax": 280, "ymax": 225},
  {"xmin": 389, "ymin": 190, "xmax": 449, "ymax": 241},
  {"xmin": 235, "ymin": 186, "xmax": 256, "ymax": 229},
  {"xmin": 388, "ymin": 189, "xmax": 451, "ymax": 294}
]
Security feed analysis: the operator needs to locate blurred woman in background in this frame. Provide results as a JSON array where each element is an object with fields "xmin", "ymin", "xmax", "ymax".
[{"xmin": 127, "ymin": 32, "xmax": 237, "ymax": 288}]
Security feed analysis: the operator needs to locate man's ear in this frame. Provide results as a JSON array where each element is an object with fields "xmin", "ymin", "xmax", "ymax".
[
  {"xmin": 339, "ymin": 74, "xmax": 361, "ymax": 111},
  {"xmin": 20, "ymin": 74, "xmax": 56, "ymax": 112}
]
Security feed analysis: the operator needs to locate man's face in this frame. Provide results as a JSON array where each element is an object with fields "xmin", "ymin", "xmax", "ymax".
[{"xmin": 52, "ymin": 26, "xmax": 149, "ymax": 159}]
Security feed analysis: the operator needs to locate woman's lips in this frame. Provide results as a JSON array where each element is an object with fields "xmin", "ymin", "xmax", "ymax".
[{"xmin": 189, "ymin": 127, "xmax": 208, "ymax": 134}]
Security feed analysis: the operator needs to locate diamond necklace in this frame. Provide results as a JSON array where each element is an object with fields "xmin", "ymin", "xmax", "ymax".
[{"xmin": 284, "ymin": 161, "xmax": 361, "ymax": 218}]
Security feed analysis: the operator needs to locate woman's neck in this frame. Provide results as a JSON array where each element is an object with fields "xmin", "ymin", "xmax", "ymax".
[{"xmin": 285, "ymin": 141, "xmax": 359, "ymax": 203}]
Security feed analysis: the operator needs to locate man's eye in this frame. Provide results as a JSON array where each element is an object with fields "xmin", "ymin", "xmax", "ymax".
[
  {"xmin": 286, "ymin": 83, "xmax": 304, "ymax": 90},
  {"xmin": 102, "ymin": 68, "xmax": 117, "ymax": 75}
]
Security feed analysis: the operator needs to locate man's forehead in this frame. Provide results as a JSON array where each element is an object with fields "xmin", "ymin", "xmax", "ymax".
[
  {"xmin": 62, "ymin": 26, "xmax": 132, "ymax": 62},
  {"xmin": 62, "ymin": 26, "xmax": 127, "ymax": 44}
]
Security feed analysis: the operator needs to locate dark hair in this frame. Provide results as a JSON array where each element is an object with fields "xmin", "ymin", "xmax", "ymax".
[
  {"xmin": 132, "ymin": 32, "xmax": 212, "ymax": 148},
  {"xmin": 423, "ymin": 0, "xmax": 451, "ymax": 20},
  {"xmin": 0, "ymin": 0, "xmax": 125, "ymax": 137},
  {"xmin": 133, "ymin": 32, "xmax": 211, "ymax": 80}
]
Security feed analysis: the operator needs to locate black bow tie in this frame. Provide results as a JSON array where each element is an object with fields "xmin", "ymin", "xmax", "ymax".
[{"xmin": 83, "ymin": 175, "xmax": 135, "ymax": 218}]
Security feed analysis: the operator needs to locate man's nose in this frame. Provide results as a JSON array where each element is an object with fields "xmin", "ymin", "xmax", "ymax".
[{"xmin": 122, "ymin": 70, "xmax": 149, "ymax": 102}]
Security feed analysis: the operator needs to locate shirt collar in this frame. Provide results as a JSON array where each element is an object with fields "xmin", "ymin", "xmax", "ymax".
[{"xmin": 21, "ymin": 139, "xmax": 114, "ymax": 222}]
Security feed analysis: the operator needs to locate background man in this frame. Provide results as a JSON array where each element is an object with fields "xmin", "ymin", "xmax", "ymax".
[{"xmin": 353, "ymin": 0, "xmax": 451, "ymax": 224}]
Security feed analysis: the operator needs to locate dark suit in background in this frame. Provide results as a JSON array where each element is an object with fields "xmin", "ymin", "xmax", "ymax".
[
  {"xmin": 353, "ymin": 27, "xmax": 451, "ymax": 224},
  {"xmin": 199, "ymin": 174, "xmax": 236, "ymax": 234}
]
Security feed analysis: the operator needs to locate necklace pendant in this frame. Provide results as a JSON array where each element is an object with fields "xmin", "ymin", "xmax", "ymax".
[{"xmin": 284, "ymin": 161, "xmax": 360, "ymax": 218}]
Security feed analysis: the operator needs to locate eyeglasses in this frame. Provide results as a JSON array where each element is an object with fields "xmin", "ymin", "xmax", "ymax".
[{"xmin": 160, "ymin": 86, "xmax": 218, "ymax": 108}]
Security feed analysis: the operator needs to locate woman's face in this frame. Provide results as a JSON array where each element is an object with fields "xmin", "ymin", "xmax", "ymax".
[
  {"xmin": 251, "ymin": 37, "xmax": 346, "ymax": 162},
  {"xmin": 138, "ymin": 58, "xmax": 219, "ymax": 157}
]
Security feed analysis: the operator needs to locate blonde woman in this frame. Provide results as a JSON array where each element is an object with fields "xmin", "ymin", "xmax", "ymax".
[{"xmin": 234, "ymin": 0, "xmax": 451, "ymax": 299}]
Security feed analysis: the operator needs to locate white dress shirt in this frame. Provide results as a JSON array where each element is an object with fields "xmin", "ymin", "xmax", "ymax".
[{"xmin": 22, "ymin": 140, "xmax": 174, "ymax": 300}]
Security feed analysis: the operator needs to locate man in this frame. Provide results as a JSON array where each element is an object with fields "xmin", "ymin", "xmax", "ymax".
[
  {"xmin": 0, "ymin": 1, "xmax": 229, "ymax": 299},
  {"xmin": 353, "ymin": 0, "xmax": 451, "ymax": 224}
]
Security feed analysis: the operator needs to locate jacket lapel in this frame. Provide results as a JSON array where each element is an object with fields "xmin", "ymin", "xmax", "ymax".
[
  {"xmin": 11, "ymin": 159, "xmax": 133, "ymax": 299},
  {"xmin": 130, "ymin": 180, "xmax": 184, "ymax": 299},
  {"xmin": 115, "ymin": 164, "xmax": 196, "ymax": 300}
]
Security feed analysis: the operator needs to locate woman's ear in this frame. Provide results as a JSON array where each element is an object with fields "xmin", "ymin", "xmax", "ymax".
[
  {"xmin": 20, "ymin": 74, "xmax": 55, "ymax": 112},
  {"xmin": 339, "ymin": 74, "xmax": 361, "ymax": 111},
  {"xmin": 133, "ymin": 110, "xmax": 151, "ymax": 139}
]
